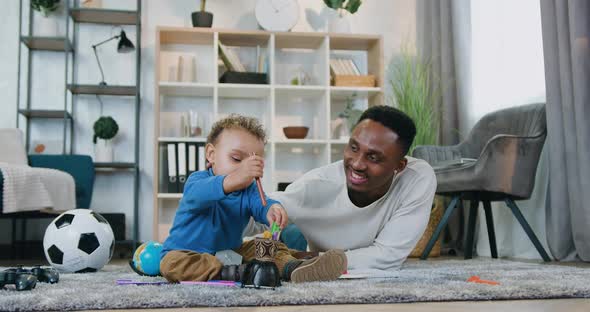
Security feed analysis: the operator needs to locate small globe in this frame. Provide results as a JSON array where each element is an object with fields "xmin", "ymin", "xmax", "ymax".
[{"xmin": 130, "ymin": 241, "xmax": 163, "ymax": 276}]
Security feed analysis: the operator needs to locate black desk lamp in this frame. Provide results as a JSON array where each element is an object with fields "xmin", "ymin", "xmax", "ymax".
[{"xmin": 92, "ymin": 30, "xmax": 135, "ymax": 86}]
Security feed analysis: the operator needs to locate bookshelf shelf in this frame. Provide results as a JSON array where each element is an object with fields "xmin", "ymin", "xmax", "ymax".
[
  {"xmin": 158, "ymin": 137, "xmax": 207, "ymax": 143},
  {"xmin": 20, "ymin": 36, "xmax": 73, "ymax": 52},
  {"xmin": 153, "ymin": 27, "xmax": 383, "ymax": 242},
  {"xmin": 159, "ymin": 82, "xmax": 214, "ymax": 97},
  {"xmin": 157, "ymin": 193, "xmax": 183, "ymax": 199},
  {"xmin": 69, "ymin": 8, "xmax": 138, "ymax": 25},
  {"xmin": 217, "ymin": 84, "xmax": 271, "ymax": 98},
  {"xmin": 330, "ymin": 86, "xmax": 381, "ymax": 100}
]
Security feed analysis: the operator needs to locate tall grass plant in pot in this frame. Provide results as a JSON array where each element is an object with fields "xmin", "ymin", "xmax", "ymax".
[{"xmin": 388, "ymin": 44, "xmax": 444, "ymax": 257}]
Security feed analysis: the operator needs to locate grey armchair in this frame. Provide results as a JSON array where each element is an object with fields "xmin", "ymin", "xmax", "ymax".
[{"xmin": 414, "ymin": 103, "xmax": 551, "ymax": 261}]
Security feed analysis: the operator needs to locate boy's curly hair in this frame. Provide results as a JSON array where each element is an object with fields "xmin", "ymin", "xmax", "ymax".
[{"xmin": 207, "ymin": 114, "xmax": 267, "ymax": 145}]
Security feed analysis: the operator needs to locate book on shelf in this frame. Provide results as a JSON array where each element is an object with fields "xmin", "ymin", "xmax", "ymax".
[
  {"xmin": 160, "ymin": 51, "xmax": 196, "ymax": 82},
  {"xmin": 330, "ymin": 58, "xmax": 362, "ymax": 76},
  {"xmin": 218, "ymin": 41, "xmax": 246, "ymax": 72}
]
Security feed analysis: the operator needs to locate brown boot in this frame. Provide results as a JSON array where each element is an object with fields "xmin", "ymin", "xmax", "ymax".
[{"xmin": 283, "ymin": 249, "xmax": 347, "ymax": 283}]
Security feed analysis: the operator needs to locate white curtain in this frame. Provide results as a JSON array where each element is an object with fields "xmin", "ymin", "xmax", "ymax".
[{"xmin": 472, "ymin": 0, "xmax": 549, "ymax": 259}]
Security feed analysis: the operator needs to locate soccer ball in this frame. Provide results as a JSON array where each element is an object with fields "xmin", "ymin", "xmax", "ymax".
[{"xmin": 43, "ymin": 209, "xmax": 115, "ymax": 273}]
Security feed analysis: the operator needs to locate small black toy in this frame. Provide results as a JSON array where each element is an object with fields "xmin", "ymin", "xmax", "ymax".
[
  {"xmin": 241, "ymin": 259, "xmax": 281, "ymax": 289},
  {"xmin": 6, "ymin": 265, "xmax": 59, "ymax": 284},
  {"xmin": 0, "ymin": 269, "xmax": 37, "ymax": 291}
]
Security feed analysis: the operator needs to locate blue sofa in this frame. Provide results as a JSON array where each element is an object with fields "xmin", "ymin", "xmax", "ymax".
[
  {"xmin": 0, "ymin": 155, "xmax": 94, "ymax": 258},
  {"xmin": 0, "ymin": 154, "xmax": 95, "ymax": 213}
]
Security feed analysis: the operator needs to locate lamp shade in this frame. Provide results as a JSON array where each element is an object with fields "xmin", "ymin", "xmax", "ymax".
[{"xmin": 117, "ymin": 30, "xmax": 135, "ymax": 53}]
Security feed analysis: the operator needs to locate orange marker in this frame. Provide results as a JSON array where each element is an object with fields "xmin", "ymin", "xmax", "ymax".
[{"xmin": 467, "ymin": 275, "xmax": 500, "ymax": 285}]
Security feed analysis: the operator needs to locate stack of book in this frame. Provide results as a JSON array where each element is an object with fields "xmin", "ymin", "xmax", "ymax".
[
  {"xmin": 330, "ymin": 58, "xmax": 361, "ymax": 76},
  {"xmin": 329, "ymin": 58, "xmax": 375, "ymax": 87},
  {"xmin": 218, "ymin": 41, "xmax": 268, "ymax": 84}
]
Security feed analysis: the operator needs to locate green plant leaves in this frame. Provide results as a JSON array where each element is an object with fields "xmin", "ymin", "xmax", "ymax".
[
  {"xmin": 388, "ymin": 45, "xmax": 440, "ymax": 154},
  {"xmin": 93, "ymin": 116, "xmax": 119, "ymax": 143},
  {"xmin": 323, "ymin": 0, "xmax": 362, "ymax": 14},
  {"xmin": 345, "ymin": 0, "xmax": 362, "ymax": 14},
  {"xmin": 31, "ymin": 0, "xmax": 60, "ymax": 17},
  {"xmin": 323, "ymin": 0, "xmax": 345, "ymax": 10}
]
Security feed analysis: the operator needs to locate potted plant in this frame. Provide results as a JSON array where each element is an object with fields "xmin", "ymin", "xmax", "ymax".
[
  {"xmin": 323, "ymin": 0, "xmax": 362, "ymax": 33},
  {"xmin": 331, "ymin": 93, "xmax": 363, "ymax": 140},
  {"xmin": 388, "ymin": 44, "xmax": 444, "ymax": 257},
  {"xmin": 93, "ymin": 116, "xmax": 119, "ymax": 162},
  {"xmin": 192, "ymin": 0, "xmax": 213, "ymax": 28},
  {"xmin": 31, "ymin": 0, "xmax": 62, "ymax": 36}
]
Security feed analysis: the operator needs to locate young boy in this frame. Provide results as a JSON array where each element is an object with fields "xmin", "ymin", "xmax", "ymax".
[{"xmin": 160, "ymin": 114, "xmax": 347, "ymax": 283}]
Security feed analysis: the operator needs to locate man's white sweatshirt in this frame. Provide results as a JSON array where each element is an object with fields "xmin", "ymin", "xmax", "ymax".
[{"xmin": 271, "ymin": 157, "xmax": 436, "ymax": 270}]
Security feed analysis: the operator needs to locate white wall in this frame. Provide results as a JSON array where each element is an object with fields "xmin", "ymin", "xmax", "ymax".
[{"xmin": 0, "ymin": 0, "xmax": 417, "ymax": 243}]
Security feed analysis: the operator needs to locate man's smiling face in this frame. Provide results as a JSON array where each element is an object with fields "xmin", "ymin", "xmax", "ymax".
[{"xmin": 343, "ymin": 119, "xmax": 407, "ymax": 203}]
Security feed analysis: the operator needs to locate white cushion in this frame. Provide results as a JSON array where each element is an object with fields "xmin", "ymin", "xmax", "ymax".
[{"xmin": 0, "ymin": 129, "xmax": 28, "ymax": 165}]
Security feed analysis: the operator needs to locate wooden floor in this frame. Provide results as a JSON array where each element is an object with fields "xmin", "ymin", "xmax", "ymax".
[{"xmin": 3, "ymin": 257, "xmax": 589, "ymax": 312}]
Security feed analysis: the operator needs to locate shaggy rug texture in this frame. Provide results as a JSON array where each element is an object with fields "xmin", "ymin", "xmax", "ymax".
[{"xmin": 1, "ymin": 258, "xmax": 589, "ymax": 311}]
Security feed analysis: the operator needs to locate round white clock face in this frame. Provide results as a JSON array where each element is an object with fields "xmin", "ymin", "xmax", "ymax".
[{"xmin": 255, "ymin": 0, "xmax": 300, "ymax": 32}]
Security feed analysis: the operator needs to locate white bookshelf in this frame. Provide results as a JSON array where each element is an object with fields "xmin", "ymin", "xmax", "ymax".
[{"xmin": 153, "ymin": 27, "xmax": 383, "ymax": 242}]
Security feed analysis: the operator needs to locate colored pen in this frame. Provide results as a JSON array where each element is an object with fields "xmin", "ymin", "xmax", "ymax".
[
  {"xmin": 250, "ymin": 152, "xmax": 267, "ymax": 207},
  {"xmin": 180, "ymin": 280, "xmax": 240, "ymax": 287}
]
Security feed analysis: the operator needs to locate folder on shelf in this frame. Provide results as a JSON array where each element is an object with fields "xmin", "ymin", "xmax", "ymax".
[
  {"xmin": 159, "ymin": 144, "xmax": 168, "ymax": 193},
  {"xmin": 188, "ymin": 143, "xmax": 197, "ymax": 177},
  {"xmin": 177, "ymin": 143, "xmax": 187, "ymax": 192},
  {"xmin": 166, "ymin": 143, "xmax": 178, "ymax": 193},
  {"xmin": 198, "ymin": 145, "xmax": 206, "ymax": 171}
]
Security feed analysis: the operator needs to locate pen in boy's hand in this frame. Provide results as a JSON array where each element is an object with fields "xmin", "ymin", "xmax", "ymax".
[{"xmin": 250, "ymin": 152, "xmax": 267, "ymax": 207}]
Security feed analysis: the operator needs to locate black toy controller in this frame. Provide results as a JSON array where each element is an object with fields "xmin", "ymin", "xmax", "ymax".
[
  {"xmin": 6, "ymin": 265, "xmax": 59, "ymax": 284},
  {"xmin": 0, "ymin": 269, "xmax": 37, "ymax": 291},
  {"xmin": 29, "ymin": 266, "xmax": 60, "ymax": 283},
  {"xmin": 241, "ymin": 260, "xmax": 281, "ymax": 289}
]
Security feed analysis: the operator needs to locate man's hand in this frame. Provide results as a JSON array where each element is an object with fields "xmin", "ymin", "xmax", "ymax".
[
  {"xmin": 223, "ymin": 155, "xmax": 264, "ymax": 194},
  {"xmin": 267, "ymin": 204, "xmax": 288, "ymax": 229}
]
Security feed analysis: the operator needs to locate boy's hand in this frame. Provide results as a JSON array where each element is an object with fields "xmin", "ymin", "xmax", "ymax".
[
  {"xmin": 223, "ymin": 155, "xmax": 264, "ymax": 194},
  {"xmin": 267, "ymin": 204, "xmax": 288, "ymax": 229}
]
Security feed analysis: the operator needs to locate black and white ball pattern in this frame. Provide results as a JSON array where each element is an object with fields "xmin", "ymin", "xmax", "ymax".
[{"xmin": 43, "ymin": 209, "xmax": 115, "ymax": 273}]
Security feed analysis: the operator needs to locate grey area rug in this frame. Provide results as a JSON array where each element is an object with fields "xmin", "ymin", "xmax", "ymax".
[{"xmin": 1, "ymin": 258, "xmax": 589, "ymax": 311}]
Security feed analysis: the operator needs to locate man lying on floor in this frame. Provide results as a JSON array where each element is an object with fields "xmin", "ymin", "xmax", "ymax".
[{"xmin": 254, "ymin": 105, "xmax": 437, "ymax": 271}]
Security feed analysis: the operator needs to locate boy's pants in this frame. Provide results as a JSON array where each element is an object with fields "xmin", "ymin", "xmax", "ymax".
[{"xmin": 160, "ymin": 240, "xmax": 297, "ymax": 282}]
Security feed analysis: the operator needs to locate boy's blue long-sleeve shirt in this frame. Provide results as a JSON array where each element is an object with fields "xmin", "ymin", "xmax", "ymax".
[{"xmin": 161, "ymin": 168, "xmax": 278, "ymax": 259}]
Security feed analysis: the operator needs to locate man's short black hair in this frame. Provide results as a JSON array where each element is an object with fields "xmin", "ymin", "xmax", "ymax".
[{"xmin": 356, "ymin": 105, "xmax": 417, "ymax": 155}]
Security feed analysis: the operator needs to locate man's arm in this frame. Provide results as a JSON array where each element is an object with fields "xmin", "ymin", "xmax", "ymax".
[
  {"xmin": 345, "ymin": 168, "xmax": 437, "ymax": 270},
  {"xmin": 242, "ymin": 175, "xmax": 307, "ymax": 237}
]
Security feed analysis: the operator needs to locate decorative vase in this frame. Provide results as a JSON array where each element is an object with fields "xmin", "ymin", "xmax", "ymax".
[
  {"xmin": 94, "ymin": 139, "xmax": 113, "ymax": 163},
  {"xmin": 328, "ymin": 10, "xmax": 351, "ymax": 33},
  {"xmin": 191, "ymin": 11, "xmax": 213, "ymax": 27},
  {"xmin": 33, "ymin": 11, "xmax": 60, "ymax": 37}
]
